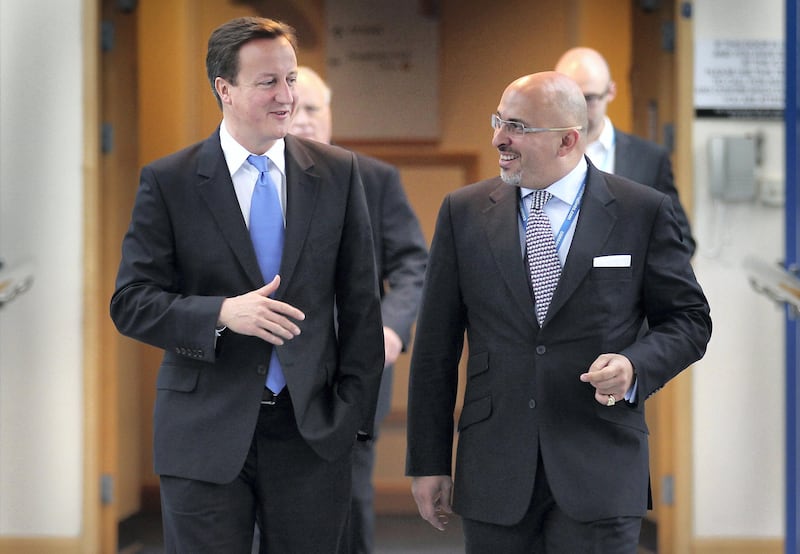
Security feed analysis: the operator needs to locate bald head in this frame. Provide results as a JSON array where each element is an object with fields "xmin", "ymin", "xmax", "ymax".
[
  {"xmin": 555, "ymin": 47, "xmax": 612, "ymax": 86},
  {"xmin": 554, "ymin": 47, "xmax": 616, "ymax": 142},
  {"xmin": 508, "ymin": 72, "xmax": 588, "ymax": 131},
  {"xmin": 290, "ymin": 66, "xmax": 333, "ymax": 143},
  {"xmin": 492, "ymin": 71, "xmax": 587, "ymax": 189}
]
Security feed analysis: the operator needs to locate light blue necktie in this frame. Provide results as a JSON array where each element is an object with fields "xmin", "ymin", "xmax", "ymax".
[{"xmin": 247, "ymin": 154, "xmax": 286, "ymax": 393}]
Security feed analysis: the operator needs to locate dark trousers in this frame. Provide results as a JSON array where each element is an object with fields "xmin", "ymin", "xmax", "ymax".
[
  {"xmin": 462, "ymin": 458, "xmax": 641, "ymax": 554},
  {"xmin": 160, "ymin": 391, "xmax": 353, "ymax": 553},
  {"xmin": 344, "ymin": 438, "xmax": 377, "ymax": 554},
  {"xmin": 341, "ymin": 364, "xmax": 393, "ymax": 554}
]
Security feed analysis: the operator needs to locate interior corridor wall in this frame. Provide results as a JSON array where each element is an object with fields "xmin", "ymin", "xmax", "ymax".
[
  {"xmin": 691, "ymin": 0, "xmax": 786, "ymax": 539},
  {"xmin": 0, "ymin": 0, "xmax": 85, "ymax": 536}
]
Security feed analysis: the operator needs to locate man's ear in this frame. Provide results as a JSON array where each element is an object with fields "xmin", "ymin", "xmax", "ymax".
[
  {"xmin": 215, "ymin": 77, "xmax": 231, "ymax": 105},
  {"xmin": 559, "ymin": 129, "xmax": 580, "ymax": 152},
  {"xmin": 605, "ymin": 80, "xmax": 618, "ymax": 104}
]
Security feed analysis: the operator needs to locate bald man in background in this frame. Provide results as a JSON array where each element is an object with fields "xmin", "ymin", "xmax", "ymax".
[
  {"xmin": 555, "ymin": 47, "xmax": 696, "ymax": 254},
  {"xmin": 291, "ymin": 66, "xmax": 428, "ymax": 553}
]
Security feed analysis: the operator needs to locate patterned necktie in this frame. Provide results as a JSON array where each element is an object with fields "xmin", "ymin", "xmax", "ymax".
[
  {"xmin": 526, "ymin": 190, "xmax": 562, "ymax": 326},
  {"xmin": 247, "ymin": 154, "xmax": 286, "ymax": 393}
]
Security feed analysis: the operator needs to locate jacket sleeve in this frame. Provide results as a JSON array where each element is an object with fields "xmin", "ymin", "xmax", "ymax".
[{"xmin": 376, "ymin": 165, "xmax": 428, "ymax": 346}]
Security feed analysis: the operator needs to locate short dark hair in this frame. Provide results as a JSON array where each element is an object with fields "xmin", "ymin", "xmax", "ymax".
[{"xmin": 206, "ymin": 17, "xmax": 298, "ymax": 109}]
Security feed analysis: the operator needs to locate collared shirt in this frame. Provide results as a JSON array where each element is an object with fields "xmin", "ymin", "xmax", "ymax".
[
  {"xmin": 518, "ymin": 156, "xmax": 588, "ymax": 265},
  {"xmin": 585, "ymin": 116, "xmax": 616, "ymax": 173},
  {"xmin": 219, "ymin": 120, "xmax": 287, "ymax": 227}
]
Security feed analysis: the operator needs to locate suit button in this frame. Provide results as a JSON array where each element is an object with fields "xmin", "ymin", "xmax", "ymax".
[
  {"xmin": 536, "ymin": 345, "xmax": 546, "ymax": 355},
  {"xmin": 257, "ymin": 364, "xmax": 268, "ymax": 375},
  {"xmin": 529, "ymin": 399, "xmax": 536, "ymax": 409}
]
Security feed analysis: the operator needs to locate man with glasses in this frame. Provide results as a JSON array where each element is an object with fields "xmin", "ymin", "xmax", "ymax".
[
  {"xmin": 406, "ymin": 71, "xmax": 711, "ymax": 553},
  {"xmin": 555, "ymin": 47, "xmax": 696, "ymax": 254}
]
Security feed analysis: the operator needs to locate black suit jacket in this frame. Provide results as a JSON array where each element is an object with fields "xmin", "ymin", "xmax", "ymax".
[
  {"xmin": 111, "ymin": 131, "xmax": 384, "ymax": 484},
  {"xmin": 406, "ymin": 163, "xmax": 711, "ymax": 525},
  {"xmin": 614, "ymin": 129, "xmax": 696, "ymax": 253},
  {"xmin": 355, "ymin": 153, "xmax": 427, "ymax": 423}
]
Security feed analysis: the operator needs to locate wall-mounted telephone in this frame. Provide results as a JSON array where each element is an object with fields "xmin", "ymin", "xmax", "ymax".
[{"xmin": 708, "ymin": 135, "xmax": 758, "ymax": 202}]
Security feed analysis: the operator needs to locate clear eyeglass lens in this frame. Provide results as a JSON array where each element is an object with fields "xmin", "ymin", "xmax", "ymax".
[{"xmin": 491, "ymin": 114, "xmax": 524, "ymax": 135}]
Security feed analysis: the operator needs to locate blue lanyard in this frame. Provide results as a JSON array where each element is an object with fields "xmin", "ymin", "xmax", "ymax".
[{"xmin": 519, "ymin": 180, "xmax": 586, "ymax": 251}]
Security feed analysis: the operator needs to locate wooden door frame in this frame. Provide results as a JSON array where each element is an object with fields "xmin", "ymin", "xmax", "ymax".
[
  {"xmin": 85, "ymin": 0, "xmax": 143, "ymax": 551},
  {"xmin": 630, "ymin": 2, "xmax": 695, "ymax": 552},
  {"xmin": 672, "ymin": 2, "xmax": 695, "ymax": 552},
  {"xmin": 83, "ymin": 0, "xmax": 103, "ymax": 550}
]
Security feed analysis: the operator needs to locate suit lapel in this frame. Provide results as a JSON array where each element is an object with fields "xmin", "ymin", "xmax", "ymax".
[
  {"xmin": 612, "ymin": 130, "xmax": 633, "ymax": 177},
  {"xmin": 279, "ymin": 136, "xmax": 319, "ymax": 293},
  {"xmin": 546, "ymin": 166, "xmax": 616, "ymax": 321},
  {"xmin": 194, "ymin": 131, "xmax": 265, "ymax": 288},
  {"xmin": 482, "ymin": 180, "xmax": 538, "ymax": 328}
]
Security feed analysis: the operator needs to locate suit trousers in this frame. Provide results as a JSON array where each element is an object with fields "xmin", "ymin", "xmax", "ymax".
[
  {"xmin": 342, "ymin": 364, "xmax": 394, "ymax": 554},
  {"xmin": 161, "ymin": 391, "xmax": 353, "ymax": 554},
  {"xmin": 461, "ymin": 454, "xmax": 641, "ymax": 554}
]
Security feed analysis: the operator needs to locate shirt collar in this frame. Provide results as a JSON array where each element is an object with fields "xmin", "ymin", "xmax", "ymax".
[
  {"xmin": 519, "ymin": 156, "xmax": 588, "ymax": 206},
  {"xmin": 219, "ymin": 120, "xmax": 286, "ymax": 178},
  {"xmin": 596, "ymin": 116, "xmax": 615, "ymax": 151}
]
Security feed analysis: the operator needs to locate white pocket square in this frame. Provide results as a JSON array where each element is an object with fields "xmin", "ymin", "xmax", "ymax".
[{"xmin": 593, "ymin": 255, "xmax": 631, "ymax": 268}]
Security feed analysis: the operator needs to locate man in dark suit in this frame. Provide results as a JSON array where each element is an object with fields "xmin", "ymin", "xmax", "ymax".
[
  {"xmin": 555, "ymin": 46, "xmax": 696, "ymax": 254},
  {"xmin": 290, "ymin": 66, "xmax": 428, "ymax": 554},
  {"xmin": 405, "ymin": 71, "xmax": 711, "ymax": 553},
  {"xmin": 110, "ymin": 17, "xmax": 384, "ymax": 553}
]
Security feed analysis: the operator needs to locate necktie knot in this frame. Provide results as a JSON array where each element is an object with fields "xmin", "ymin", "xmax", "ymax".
[
  {"xmin": 248, "ymin": 154, "xmax": 269, "ymax": 176},
  {"xmin": 530, "ymin": 189, "xmax": 551, "ymax": 211}
]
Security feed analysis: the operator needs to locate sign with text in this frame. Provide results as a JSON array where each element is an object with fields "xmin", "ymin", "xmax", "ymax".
[
  {"xmin": 694, "ymin": 39, "xmax": 784, "ymax": 119},
  {"xmin": 325, "ymin": 0, "xmax": 439, "ymax": 141}
]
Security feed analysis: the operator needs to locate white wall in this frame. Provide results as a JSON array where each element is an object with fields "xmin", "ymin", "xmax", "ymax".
[
  {"xmin": 692, "ymin": 0, "xmax": 786, "ymax": 538},
  {"xmin": 0, "ymin": 0, "xmax": 84, "ymax": 536}
]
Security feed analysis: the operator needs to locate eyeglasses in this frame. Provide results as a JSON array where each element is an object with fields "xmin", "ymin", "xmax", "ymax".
[
  {"xmin": 584, "ymin": 90, "xmax": 609, "ymax": 105},
  {"xmin": 490, "ymin": 114, "xmax": 582, "ymax": 136}
]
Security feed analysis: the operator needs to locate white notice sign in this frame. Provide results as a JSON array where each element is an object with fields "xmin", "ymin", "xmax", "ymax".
[{"xmin": 694, "ymin": 38, "xmax": 784, "ymax": 118}]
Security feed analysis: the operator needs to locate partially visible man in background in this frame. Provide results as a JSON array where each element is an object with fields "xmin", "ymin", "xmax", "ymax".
[
  {"xmin": 291, "ymin": 66, "xmax": 428, "ymax": 554},
  {"xmin": 555, "ymin": 46, "xmax": 696, "ymax": 254}
]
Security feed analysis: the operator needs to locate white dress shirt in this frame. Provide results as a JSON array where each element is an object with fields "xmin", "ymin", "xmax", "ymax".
[
  {"xmin": 219, "ymin": 120, "xmax": 287, "ymax": 226},
  {"xmin": 585, "ymin": 116, "xmax": 616, "ymax": 173}
]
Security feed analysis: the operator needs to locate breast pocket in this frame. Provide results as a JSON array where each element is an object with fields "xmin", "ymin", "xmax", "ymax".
[
  {"xmin": 585, "ymin": 264, "xmax": 638, "ymax": 317},
  {"xmin": 589, "ymin": 266, "xmax": 633, "ymax": 281}
]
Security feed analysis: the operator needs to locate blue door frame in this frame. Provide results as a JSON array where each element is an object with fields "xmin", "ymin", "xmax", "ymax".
[{"xmin": 787, "ymin": 1, "xmax": 799, "ymax": 552}]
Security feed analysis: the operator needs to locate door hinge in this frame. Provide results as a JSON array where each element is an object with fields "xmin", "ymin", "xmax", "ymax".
[
  {"xmin": 662, "ymin": 474, "xmax": 674, "ymax": 506},
  {"xmin": 117, "ymin": 0, "xmax": 138, "ymax": 13},
  {"xmin": 661, "ymin": 20, "xmax": 675, "ymax": 52},
  {"xmin": 100, "ymin": 20, "xmax": 115, "ymax": 52},
  {"xmin": 101, "ymin": 122, "xmax": 114, "ymax": 154},
  {"xmin": 100, "ymin": 474, "xmax": 114, "ymax": 505}
]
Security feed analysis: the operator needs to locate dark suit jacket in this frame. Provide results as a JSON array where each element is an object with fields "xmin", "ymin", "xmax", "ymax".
[
  {"xmin": 356, "ymin": 153, "xmax": 427, "ymax": 424},
  {"xmin": 614, "ymin": 129, "xmax": 696, "ymax": 253},
  {"xmin": 110, "ymin": 131, "xmax": 384, "ymax": 484},
  {"xmin": 406, "ymin": 163, "xmax": 711, "ymax": 525}
]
